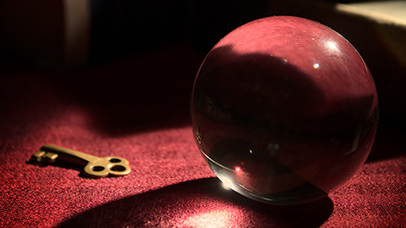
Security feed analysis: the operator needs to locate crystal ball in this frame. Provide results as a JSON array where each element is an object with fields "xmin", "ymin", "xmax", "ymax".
[{"xmin": 191, "ymin": 16, "xmax": 378, "ymax": 205}]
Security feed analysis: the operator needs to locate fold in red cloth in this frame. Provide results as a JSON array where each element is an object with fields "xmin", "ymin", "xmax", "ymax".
[{"xmin": 1, "ymin": 46, "xmax": 405, "ymax": 227}]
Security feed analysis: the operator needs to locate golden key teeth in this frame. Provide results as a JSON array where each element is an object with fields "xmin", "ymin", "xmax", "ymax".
[
  {"xmin": 44, "ymin": 152, "xmax": 58, "ymax": 163},
  {"xmin": 31, "ymin": 151, "xmax": 58, "ymax": 163},
  {"xmin": 31, "ymin": 151, "xmax": 46, "ymax": 162}
]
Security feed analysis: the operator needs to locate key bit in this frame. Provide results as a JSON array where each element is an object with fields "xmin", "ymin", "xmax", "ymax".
[{"xmin": 31, "ymin": 151, "xmax": 59, "ymax": 163}]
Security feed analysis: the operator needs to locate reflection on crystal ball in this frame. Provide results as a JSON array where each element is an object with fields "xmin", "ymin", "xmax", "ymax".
[{"xmin": 191, "ymin": 16, "xmax": 378, "ymax": 205}]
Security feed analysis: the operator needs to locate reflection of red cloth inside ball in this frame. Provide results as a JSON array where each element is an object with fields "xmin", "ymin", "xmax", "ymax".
[{"xmin": 198, "ymin": 16, "xmax": 378, "ymax": 132}]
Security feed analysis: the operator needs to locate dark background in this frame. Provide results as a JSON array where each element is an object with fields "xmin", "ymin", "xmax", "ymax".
[{"xmin": 1, "ymin": 1, "xmax": 405, "ymax": 227}]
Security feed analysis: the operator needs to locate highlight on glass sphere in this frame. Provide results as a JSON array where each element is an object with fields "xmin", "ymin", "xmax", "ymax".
[{"xmin": 190, "ymin": 16, "xmax": 378, "ymax": 205}]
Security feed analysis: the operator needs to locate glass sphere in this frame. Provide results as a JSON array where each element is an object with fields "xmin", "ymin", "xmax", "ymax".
[{"xmin": 191, "ymin": 16, "xmax": 378, "ymax": 205}]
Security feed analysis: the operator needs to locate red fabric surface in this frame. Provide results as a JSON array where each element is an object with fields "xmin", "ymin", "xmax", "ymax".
[{"xmin": 1, "ymin": 46, "xmax": 405, "ymax": 227}]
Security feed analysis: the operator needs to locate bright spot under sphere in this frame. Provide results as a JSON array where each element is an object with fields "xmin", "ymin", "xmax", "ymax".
[{"xmin": 183, "ymin": 210, "xmax": 233, "ymax": 228}]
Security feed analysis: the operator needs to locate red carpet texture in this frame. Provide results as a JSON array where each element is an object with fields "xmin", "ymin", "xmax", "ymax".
[{"xmin": 1, "ymin": 46, "xmax": 405, "ymax": 227}]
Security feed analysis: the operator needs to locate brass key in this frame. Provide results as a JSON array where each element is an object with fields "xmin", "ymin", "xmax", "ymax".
[{"xmin": 31, "ymin": 144, "xmax": 131, "ymax": 178}]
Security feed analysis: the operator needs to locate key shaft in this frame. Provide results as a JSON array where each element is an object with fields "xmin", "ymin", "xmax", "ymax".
[{"xmin": 40, "ymin": 144, "xmax": 100, "ymax": 163}]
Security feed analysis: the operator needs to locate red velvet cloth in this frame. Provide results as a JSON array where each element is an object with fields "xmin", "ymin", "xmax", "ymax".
[{"xmin": 1, "ymin": 46, "xmax": 405, "ymax": 227}]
